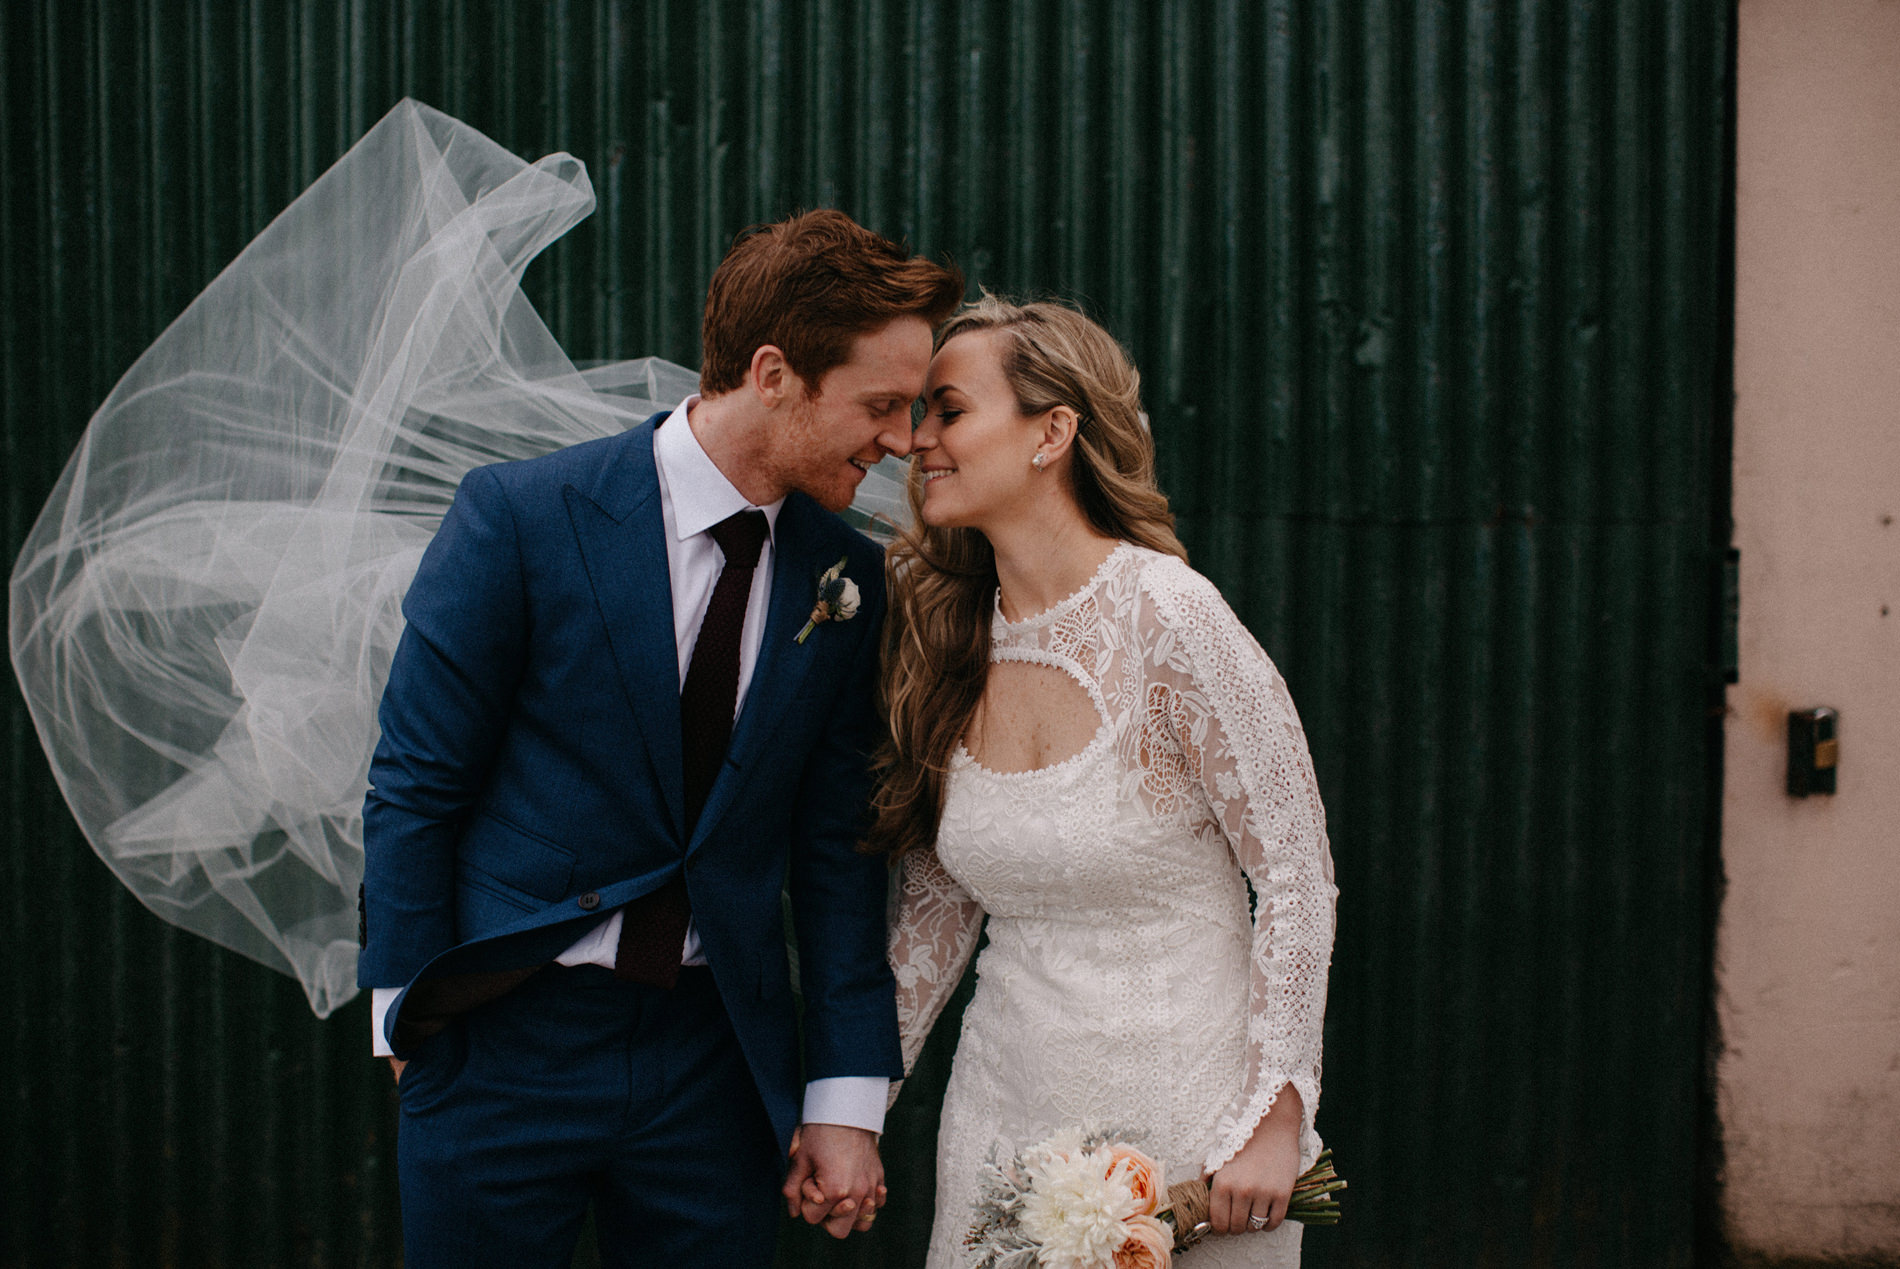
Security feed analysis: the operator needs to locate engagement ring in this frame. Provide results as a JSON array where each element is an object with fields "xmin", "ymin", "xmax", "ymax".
[{"xmin": 1247, "ymin": 1213, "xmax": 1270, "ymax": 1230}]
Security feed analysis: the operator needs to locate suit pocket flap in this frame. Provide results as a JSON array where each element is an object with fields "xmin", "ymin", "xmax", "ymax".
[{"xmin": 458, "ymin": 812, "xmax": 578, "ymax": 902}]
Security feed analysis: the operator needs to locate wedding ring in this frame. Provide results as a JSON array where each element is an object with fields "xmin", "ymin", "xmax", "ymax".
[{"xmin": 1247, "ymin": 1212, "xmax": 1270, "ymax": 1230}]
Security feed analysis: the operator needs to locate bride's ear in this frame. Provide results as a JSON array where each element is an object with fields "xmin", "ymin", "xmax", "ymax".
[{"xmin": 1032, "ymin": 405, "xmax": 1082, "ymax": 469}]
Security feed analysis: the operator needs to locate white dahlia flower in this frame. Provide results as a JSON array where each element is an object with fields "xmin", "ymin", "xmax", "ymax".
[{"xmin": 1017, "ymin": 1143, "xmax": 1140, "ymax": 1268}]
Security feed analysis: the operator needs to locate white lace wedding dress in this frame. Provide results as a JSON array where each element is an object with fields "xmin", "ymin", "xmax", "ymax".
[{"xmin": 889, "ymin": 543, "xmax": 1338, "ymax": 1268}]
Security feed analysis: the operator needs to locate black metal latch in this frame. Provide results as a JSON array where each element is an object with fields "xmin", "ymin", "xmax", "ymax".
[{"xmin": 1787, "ymin": 707, "xmax": 1839, "ymax": 797}]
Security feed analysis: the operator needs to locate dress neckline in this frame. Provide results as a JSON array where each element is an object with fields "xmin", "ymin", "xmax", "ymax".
[
  {"xmin": 992, "ymin": 541, "xmax": 1131, "ymax": 634},
  {"xmin": 953, "ymin": 721, "xmax": 1113, "ymax": 783}
]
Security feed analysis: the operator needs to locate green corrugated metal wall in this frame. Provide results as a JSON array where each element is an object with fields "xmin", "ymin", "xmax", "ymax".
[{"xmin": 2, "ymin": 2, "xmax": 1731, "ymax": 1265}]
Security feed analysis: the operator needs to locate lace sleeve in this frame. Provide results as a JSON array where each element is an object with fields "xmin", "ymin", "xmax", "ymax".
[
  {"xmin": 887, "ymin": 846, "xmax": 985, "ymax": 1099},
  {"xmin": 1141, "ymin": 560, "xmax": 1338, "ymax": 1173}
]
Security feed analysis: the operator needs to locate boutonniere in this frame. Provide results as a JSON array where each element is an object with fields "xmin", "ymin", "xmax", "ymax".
[{"xmin": 796, "ymin": 555, "xmax": 861, "ymax": 644}]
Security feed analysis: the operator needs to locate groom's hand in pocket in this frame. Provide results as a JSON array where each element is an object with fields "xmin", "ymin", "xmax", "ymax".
[{"xmin": 783, "ymin": 1123, "xmax": 887, "ymax": 1238}]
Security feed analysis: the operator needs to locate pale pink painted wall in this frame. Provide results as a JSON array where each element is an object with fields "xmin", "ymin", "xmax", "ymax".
[{"xmin": 1723, "ymin": 0, "xmax": 1900, "ymax": 1259}]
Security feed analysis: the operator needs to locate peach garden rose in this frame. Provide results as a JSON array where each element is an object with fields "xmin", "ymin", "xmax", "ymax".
[
  {"xmin": 1104, "ymin": 1144, "xmax": 1161, "ymax": 1217},
  {"xmin": 1113, "ymin": 1214, "xmax": 1173, "ymax": 1269}
]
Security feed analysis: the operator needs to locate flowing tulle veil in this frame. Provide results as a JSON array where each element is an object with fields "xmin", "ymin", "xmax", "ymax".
[{"xmin": 8, "ymin": 99, "xmax": 908, "ymax": 1016}]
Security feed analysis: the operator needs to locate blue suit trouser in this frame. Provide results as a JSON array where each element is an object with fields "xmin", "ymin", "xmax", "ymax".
[{"xmin": 395, "ymin": 964, "xmax": 781, "ymax": 1268}]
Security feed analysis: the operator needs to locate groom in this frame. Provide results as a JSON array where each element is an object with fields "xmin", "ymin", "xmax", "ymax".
[{"xmin": 357, "ymin": 209, "xmax": 963, "ymax": 1266}]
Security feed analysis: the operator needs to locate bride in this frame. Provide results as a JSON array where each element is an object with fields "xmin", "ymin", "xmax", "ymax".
[{"xmin": 876, "ymin": 297, "xmax": 1339, "ymax": 1266}]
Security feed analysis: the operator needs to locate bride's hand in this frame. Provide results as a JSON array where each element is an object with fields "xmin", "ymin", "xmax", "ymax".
[{"xmin": 1205, "ymin": 1083, "xmax": 1303, "ymax": 1235}]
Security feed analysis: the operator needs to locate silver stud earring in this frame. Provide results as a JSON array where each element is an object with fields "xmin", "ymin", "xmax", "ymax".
[{"xmin": 1031, "ymin": 453, "xmax": 1047, "ymax": 471}]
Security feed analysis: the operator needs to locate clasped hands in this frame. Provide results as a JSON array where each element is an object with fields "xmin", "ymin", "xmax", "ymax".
[{"xmin": 782, "ymin": 1123, "xmax": 887, "ymax": 1239}]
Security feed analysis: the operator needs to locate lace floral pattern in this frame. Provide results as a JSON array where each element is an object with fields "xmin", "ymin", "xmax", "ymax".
[{"xmin": 888, "ymin": 544, "xmax": 1337, "ymax": 1268}]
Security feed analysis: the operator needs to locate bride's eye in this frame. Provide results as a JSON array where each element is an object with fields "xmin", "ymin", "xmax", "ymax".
[{"xmin": 937, "ymin": 408, "xmax": 963, "ymax": 426}]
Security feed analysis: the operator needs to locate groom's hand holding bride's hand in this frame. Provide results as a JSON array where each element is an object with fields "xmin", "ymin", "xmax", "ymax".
[
  {"xmin": 783, "ymin": 1124, "xmax": 888, "ymax": 1239},
  {"xmin": 1205, "ymin": 1082, "xmax": 1304, "ymax": 1235}
]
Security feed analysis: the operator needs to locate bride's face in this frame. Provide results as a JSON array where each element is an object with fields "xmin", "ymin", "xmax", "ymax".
[{"xmin": 913, "ymin": 330, "xmax": 1043, "ymax": 531}]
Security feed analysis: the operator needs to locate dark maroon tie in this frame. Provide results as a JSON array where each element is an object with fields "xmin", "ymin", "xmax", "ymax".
[{"xmin": 615, "ymin": 508, "xmax": 769, "ymax": 987}]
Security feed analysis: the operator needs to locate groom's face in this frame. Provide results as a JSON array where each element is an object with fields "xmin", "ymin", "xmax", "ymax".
[{"xmin": 771, "ymin": 317, "xmax": 933, "ymax": 512}]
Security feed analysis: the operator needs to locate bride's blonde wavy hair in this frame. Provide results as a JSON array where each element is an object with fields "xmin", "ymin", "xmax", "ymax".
[{"xmin": 866, "ymin": 295, "xmax": 1188, "ymax": 859}]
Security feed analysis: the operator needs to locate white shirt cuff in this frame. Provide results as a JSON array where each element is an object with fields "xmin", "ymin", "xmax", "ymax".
[
  {"xmin": 801, "ymin": 1077, "xmax": 889, "ymax": 1135},
  {"xmin": 370, "ymin": 987, "xmax": 398, "ymax": 1057}
]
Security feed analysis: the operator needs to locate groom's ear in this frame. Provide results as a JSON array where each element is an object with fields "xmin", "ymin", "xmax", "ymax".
[{"xmin": 748, "ymin": 344, "xmax": 796, "ymax": 408}]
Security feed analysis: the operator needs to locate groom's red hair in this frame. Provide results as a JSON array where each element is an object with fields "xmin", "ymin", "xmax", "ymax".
[{"xmin": 699, "ymin": 209, "xmax": 963, "ymax": 398}]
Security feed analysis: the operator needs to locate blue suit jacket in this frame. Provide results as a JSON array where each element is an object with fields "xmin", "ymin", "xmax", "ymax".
[{"xmin": 358, "ymin": 415, "xmax": 901, "ymax": 1151}]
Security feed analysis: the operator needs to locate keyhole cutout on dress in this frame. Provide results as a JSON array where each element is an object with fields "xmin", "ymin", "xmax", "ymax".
[{"xmin": 965, "ymin": 659, "xmax": 1107, "ymax": 774}]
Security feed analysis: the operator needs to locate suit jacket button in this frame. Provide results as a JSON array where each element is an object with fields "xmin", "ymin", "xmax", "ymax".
[{"xmin": 577, "ymin": 891, "xmax": 601, "ymax": 911}]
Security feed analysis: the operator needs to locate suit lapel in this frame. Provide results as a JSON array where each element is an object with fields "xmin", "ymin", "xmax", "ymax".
[
  {"xmin": 690, "ymin": 494, "xmax": 826, "ymax": 852},
  {"xmin": 565, "ymin": 418, "xmax": 686, "ymax": 842}
]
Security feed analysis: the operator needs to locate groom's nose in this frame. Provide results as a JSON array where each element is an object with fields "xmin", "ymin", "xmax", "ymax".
[{"xmin": 878, "ymin": 424, "xmax": 914, "ymax": 459}]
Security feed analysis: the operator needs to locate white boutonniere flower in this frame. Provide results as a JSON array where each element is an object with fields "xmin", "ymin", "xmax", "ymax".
[{"xmin": 796, "ymin": 555, "xmax": 860, "ymax": 644}]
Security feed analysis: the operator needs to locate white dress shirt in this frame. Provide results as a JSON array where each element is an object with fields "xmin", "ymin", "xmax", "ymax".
[{"xmin": 373, "ymin": 397, "xmax": 887, "ymax": 1133}]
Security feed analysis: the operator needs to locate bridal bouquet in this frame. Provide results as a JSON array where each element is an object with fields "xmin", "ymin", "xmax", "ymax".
[{"xmin": 964, "ymin": 1129, "xmax": 1345, "ymax": 1268}]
